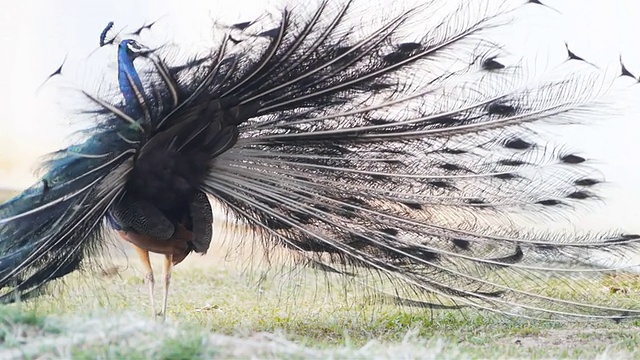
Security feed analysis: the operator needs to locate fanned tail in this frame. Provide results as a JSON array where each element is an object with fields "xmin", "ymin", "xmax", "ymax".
[
  {"xmin": 190, "ymin": 0, "xmax": 640, "ymax": 319},
  {"xmin": 0, "ymin": 131, "xmax": 134, "ymax": 302}
]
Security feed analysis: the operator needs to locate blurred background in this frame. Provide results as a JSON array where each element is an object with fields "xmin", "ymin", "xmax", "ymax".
[{"xmin": 0, "ymin": 0, "xmax": 639, "ymax": 235}]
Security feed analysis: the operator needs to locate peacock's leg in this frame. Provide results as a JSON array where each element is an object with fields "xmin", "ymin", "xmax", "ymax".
[
  {"xmin": 160, "ymin": 254, "xmax": 173, "ymax": 321},
  {"xmin": 132, "ymin": 245, "xmax": 156, "ymax": 319}
]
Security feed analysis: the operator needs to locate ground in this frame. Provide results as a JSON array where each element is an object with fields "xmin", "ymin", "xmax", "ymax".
[{"xmin": 1, "ymin": 190, "xmax": 640, "ymax": 359}]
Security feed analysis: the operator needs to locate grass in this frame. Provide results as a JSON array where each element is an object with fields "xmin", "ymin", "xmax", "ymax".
[
  {"xmin": 1, "ymin": 235, "xmax": 640, "ymax": 359},
  {"xmin": 2, "ymin": 191, "xmax": 640, "ymax": 358}
]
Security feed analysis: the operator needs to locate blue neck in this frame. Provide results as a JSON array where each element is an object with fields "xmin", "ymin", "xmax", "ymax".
[{"xmin": 117, "ymin": 41, "xmax": 145, "ymax": 117}]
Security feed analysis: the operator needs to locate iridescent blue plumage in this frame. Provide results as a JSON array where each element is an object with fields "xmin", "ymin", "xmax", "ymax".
[{"xmin": 116, "ymin": 39, "xmax": 148, "ymax": 120}]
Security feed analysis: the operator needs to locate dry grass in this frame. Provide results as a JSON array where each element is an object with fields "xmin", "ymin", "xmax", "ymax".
[
  {"xmin": 0, "ymin": 228, "xmax": 639, "ymax": 359},
  {"xmin": 2, "ymin": 193, "xmax": 640, "ymax": 358},
  {"xmin": 0, "ymin": 310, "xmax": 465, "ymax": 360}
]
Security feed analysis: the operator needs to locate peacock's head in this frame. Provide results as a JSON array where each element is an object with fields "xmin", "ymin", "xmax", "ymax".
[
  {"xmin": 100, "ymin": 22, "xmax": 150, "ymax": 60},
  {"xmin": 119, "ymin": 39, "xmax": 147, "ymax": 59}
]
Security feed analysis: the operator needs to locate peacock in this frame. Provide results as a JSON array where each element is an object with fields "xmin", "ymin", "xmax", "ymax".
[{"xmin": 1, "ymin": 0, "xmax": 639, "ymax": 321}]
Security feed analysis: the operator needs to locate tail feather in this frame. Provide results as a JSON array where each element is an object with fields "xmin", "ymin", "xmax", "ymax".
[
  {"xmin": 201, "ymin": 0, "xmax": 640, "ymax": 319},
  {"xmin": 0, "ymin": 130, "xmax": 135, "ymax": 301},
  {"xmin": 1, "ymin": 0, "xmax": 639, "ymax": 320}
]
